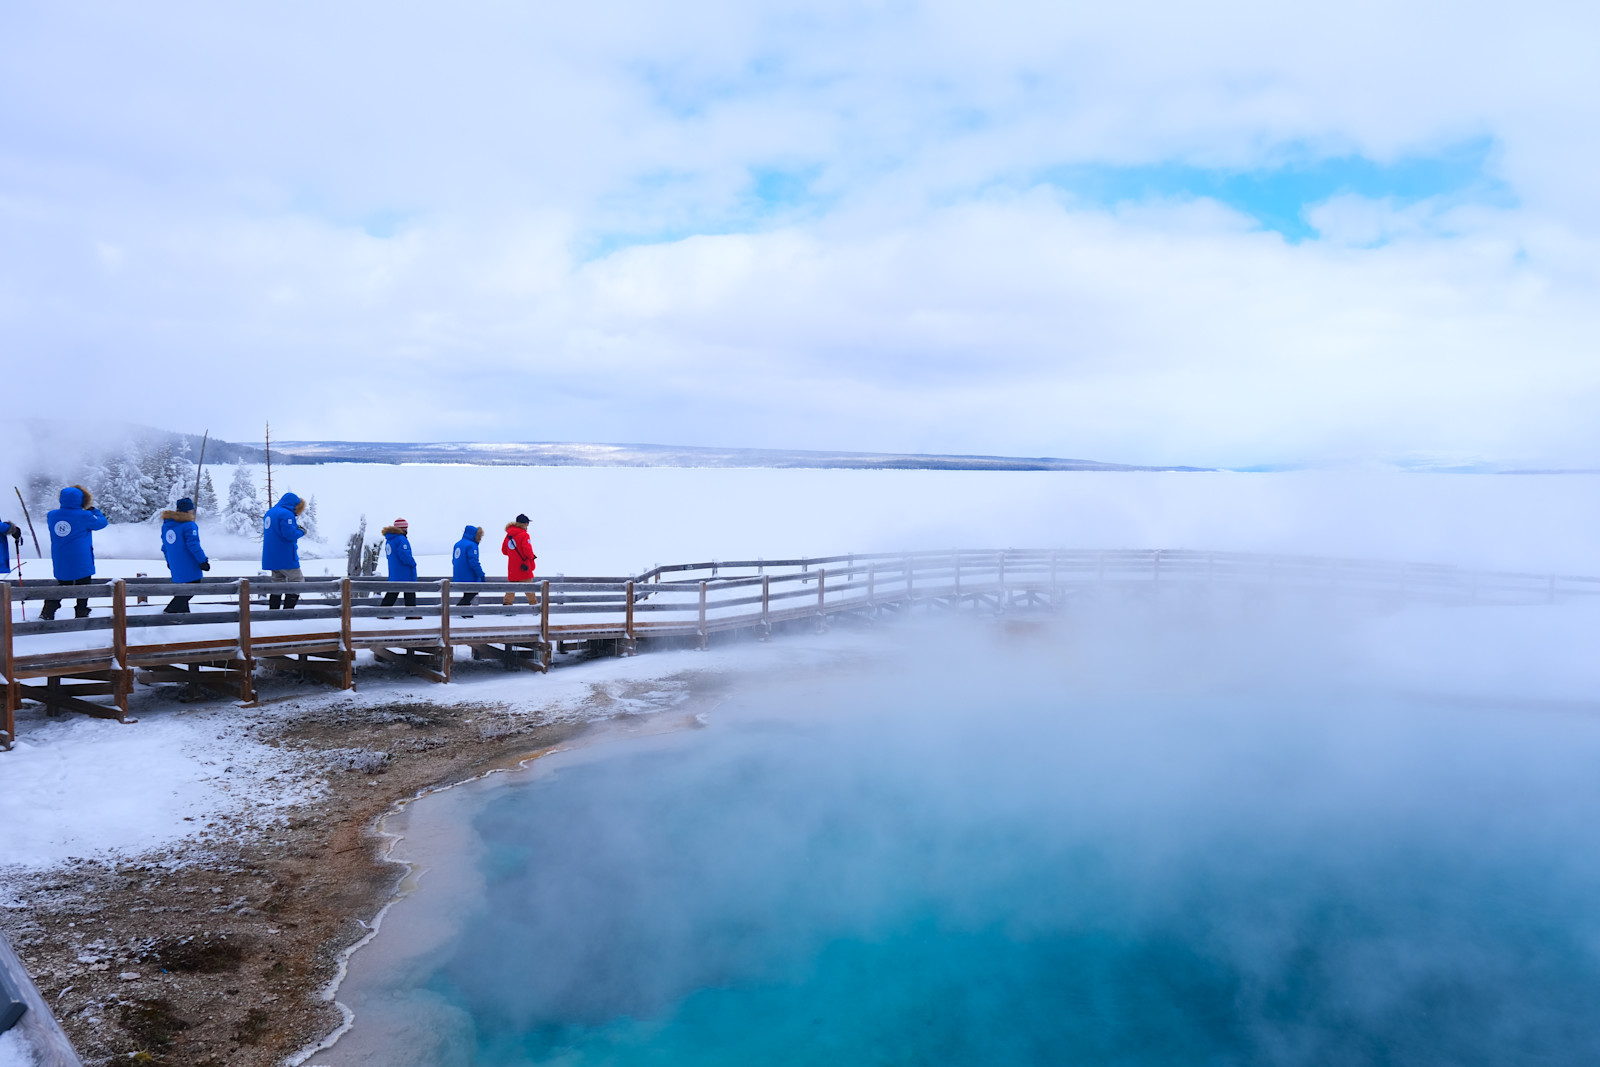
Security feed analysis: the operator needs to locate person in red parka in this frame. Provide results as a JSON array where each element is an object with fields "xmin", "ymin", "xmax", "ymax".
[{"xmin": 501, "ymin": 512, "xmax": 537, "ymax": 606}]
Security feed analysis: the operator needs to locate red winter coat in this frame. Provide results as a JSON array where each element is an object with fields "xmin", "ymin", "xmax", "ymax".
[{"xmin": 502, "ymin": 523, "xmax": 536, "ymax": 581}]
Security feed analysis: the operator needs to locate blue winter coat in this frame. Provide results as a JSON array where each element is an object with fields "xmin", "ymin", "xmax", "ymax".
[
  {"xmin": 0, "ymin": 519, "xmax": 14, "ymax": 574},
  {"xmin": 383, "ymin": 527, "xmax": 417, "ymax": 582},
  {"xmin": 451, "ymin": 526, "xmax": 486, "ymax": 583},
  {"xmin": 160, "ymin": 510, "xmax": 209, "ymax": 584},
  {"xmin": 261, "ymin": 493, "xmax": 306, "ymax": 571},
  {"xmin": 47, "ymin": 486, "xmax": 109, "ymax": 581}
]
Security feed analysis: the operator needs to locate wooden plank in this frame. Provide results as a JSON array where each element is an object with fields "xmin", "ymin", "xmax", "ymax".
[
  {"xmin": 111, "ymin": 579, "xmax": 129, "ymax": 720},
  {"xmin": 340, "ymin": 577, "xmax": 354, "ymax": 689},
  {"xmin": 1, "ymin": 583, "xmax": 13, "ymax": 749},
  {"xmin": 698, "ymin": 581, "xmax": 707, "ymax": 649}
]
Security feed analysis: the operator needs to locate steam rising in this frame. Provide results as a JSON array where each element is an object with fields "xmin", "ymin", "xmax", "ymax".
[{"xmin": 323, "ymin": 599, "xmax": 1600, "ymax": 1065}]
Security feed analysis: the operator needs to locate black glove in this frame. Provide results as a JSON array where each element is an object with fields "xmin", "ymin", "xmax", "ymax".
[
  {"xmin": 200, "ymin": 561, "xmax": 211, "ymax": 571},
  {"xmin": 8, "ymin": 526, "xmax": 19, "ymax": 542}
]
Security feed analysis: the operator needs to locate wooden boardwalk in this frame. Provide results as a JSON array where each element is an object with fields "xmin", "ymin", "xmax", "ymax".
[{"xmin": 3, "ymin": 549, "xmax": 1596, "ymax": 749}]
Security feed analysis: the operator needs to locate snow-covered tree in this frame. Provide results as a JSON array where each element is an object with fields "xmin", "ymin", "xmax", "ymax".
[
  {"xmin": 196, "ymin": 470, "xmax": 219, "ymax": 515},
  {"xmin": 140, "ymin": 442, "xmax": 174, "ymax": 516},
  {"xmin": 302, "ymin": 495, "xmax": 321, "ymax": 541},
  {"xmin": 162, "ymin": 439, "xmax": 194, "ymax": 510},
  {"xmin": 102, "ymin": 445, "xmax": 157, "ymax": 523},
  {"xmin": 224, "ymin": 466, "xmax": 264, "ymax": 538}
]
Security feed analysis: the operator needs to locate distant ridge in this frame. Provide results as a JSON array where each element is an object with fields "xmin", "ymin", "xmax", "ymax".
[{"xmin": 272, "ymin": 440, "xmax": 1214, "ymax": 472}]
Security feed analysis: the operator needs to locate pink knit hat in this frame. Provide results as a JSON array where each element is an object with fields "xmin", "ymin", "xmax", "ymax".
[{"xmin": 393, "ymin": 518, "xmax": 409, "ymax": 530}]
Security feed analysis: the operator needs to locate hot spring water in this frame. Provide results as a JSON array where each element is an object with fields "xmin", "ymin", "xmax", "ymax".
[{"xmin": 317, "ymin": 609, "xmax": 1600, "ymax": 1065}]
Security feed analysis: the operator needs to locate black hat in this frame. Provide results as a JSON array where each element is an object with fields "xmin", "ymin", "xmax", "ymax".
[
  {"xmin": 515, "ymin": 513, "xmax": 530, "ymax": 524},
  {"xmin": 176, "ymin": 497, "xmax": 195, "ymax": 512}
]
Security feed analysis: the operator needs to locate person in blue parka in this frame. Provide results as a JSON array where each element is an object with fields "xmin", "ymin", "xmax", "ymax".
[
  {"xmin": 452, "ymin": 525, "xmax": 486, "ymax": 612},
  {"xmin": 381, "ymin": 518, "xmax": 418, "ymax": 614},
  {"xmin": 261, "ymin": 492, "xmax": 307, "ymax": 609},
  {"xmin": 159, "ymin": 496, "xmax": 210, "ymax": 613},
  {"xmin": 43, "ymin": 484, "xmax": 108, "ymax": 619},
  {"xmin": 0, "ymin": 515, "xmax": 22, "ymax": 576}
]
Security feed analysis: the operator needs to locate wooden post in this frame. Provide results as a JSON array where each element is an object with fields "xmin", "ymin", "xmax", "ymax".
[
  {"xmin": 698, "ymin": 580, "xmax": 708, "ymax": 649},
  {"xmin": 541, "ymin": 580, "xmax": 552, "ymax": 644},
  {"xmin": 238, "ymin": 578, "xmax": 252, "ymax": 660},
  {"xmin": 439, "ymin": 578, "xmax": 451, "ymax": 646},
  {"xmin": 112, "ymin": 578, "xmax": 129, "ymax": 720},
  {"xmin": 1153, "ymin": 550, "xmax": 1162, "ymax": 581},
  {"xmin": 867, "ymin": 564, "xmax": 875, "ymax": 613},
  {"xmin": 905, "ymin": 556, "xmax": 913, "ymax": 603},
  {"xmin": 1, "ymin": 582, "xmax": 14, "ymax": 749},
  {"xmin": 953, "ymin": 552, "xmax": 961, "ymax": 603},
  {"xmin": 623, "ymin": 580, "xmax": 633, "ymax": 644},
  {"xmin": 761, "ymin": 574, "xmax": 771, "ymax": 634},
  {"xmin": 340, "ymin": 577, "xmax": 354, "ymax": 689},
  {"xmin": 997, "ymin": 550, "xmax": 1006, "ymax": 610},
  {"xmin": 817, "ymin": 567, "xmax": 826, "ymax": 630}
]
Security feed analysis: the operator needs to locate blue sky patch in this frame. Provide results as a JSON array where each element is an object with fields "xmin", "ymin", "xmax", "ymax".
[{"xmin": 1042, "ymin": 137, "xmax": 1511, "ymax": 241}]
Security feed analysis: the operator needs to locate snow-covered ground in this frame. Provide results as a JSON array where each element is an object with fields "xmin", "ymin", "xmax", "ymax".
[
  {"xmin": 0, "ymin": 635, "xmax": 847, "ymax": 889},
  {"xmin": 59, "ymin": 465, "xmax": 1600, "ymax": 580}
]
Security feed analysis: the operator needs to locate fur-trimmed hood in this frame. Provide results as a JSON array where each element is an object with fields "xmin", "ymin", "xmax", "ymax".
[
  {"xmin": 462, "ymin": 525, "xmax": 484, "ymax": 542},
  {"xmin": 273, "ymin": 492, "xmax": 305, "ymax": 515},
  {"xmin": 161, "ymin": 510, "xmax": 196, "ymax": 523},
  {"xmin": 59, "ymin": 484, "xmax": 94, "ymax": 509},
  {"xmin": 381, "ymin": 525, "xmax": 408, "ymax": 537},
  {"xmin": 505, "ymin": 521, "xmax": 528, "ymax": 531}
]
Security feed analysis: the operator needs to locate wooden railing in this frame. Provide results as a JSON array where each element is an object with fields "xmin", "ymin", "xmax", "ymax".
[{"xmin": 3, "ymin": 549, "xmax": 1596, "ymax": 748}]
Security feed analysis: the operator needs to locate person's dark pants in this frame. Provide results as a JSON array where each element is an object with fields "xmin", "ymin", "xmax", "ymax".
[
  {"xmin": 381, "ymin": 591, "xmax": 417, "ymax": 609},
  {"xmin": 164, "ymin": 579, "xmax": 201, "ymax": 614},
  {"xmin": 457, "ymin": 591, "xmax": 477, "ymax": 606},
  {"xmin": 268, "ymin": 568, "xmax": 303, "ymax": 609},
  {"xmin": 42, "ymin": 576, "xmax": 94, "ymax": 620}
]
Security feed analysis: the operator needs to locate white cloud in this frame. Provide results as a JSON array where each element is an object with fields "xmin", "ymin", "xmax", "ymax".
[{"xmin": 0, "ymin": 0, "xmax": 1597, "ymax": 464}]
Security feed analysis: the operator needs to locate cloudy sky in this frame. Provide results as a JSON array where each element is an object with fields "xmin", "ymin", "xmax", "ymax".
[{"xmin": 2, "ymin": 0, "xmax": 1597, "ymax": 466}]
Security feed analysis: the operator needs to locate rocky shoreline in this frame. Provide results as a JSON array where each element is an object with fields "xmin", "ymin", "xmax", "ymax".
[{"xmin": 0, "ymin": 669, "xmax": 730, "ymax": 1066}]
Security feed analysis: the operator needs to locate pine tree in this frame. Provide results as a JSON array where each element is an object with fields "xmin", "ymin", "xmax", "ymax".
[
  {"xmin": 225, "ymin": 466, "xmax": 265, "ymax": 538},
  {"xmin": 104, "ymin": 445, "xmax": 157, "ymax": 523},
  {"xmin": 163, "ymin": 439, "xmax": 194, "ymax": 510},
  {"xmin": 141, "ymin": 442, "xmax": 174, "ymax": 517},
  {"xmin": 197, "ymin": 470, "xmax": 219, "ymax": 515},
  {"xmin": 302, "ymin": 496, "xmax": 321, "ymax": 542},
  {"xmin": 26, "ymin": 473, "xmax": 55, "ymax": 513}
]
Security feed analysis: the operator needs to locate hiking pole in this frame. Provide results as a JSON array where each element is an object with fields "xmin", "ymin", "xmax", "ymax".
[
  {"xmin": 192, "ymin": 430, "xmax": 209, "ymax": 511},
  {"xmin": 12, "ymin": 487, "xmax": 40, "ymax": 560},
  {"xmin": 11, "ymin": 487, "xmax": 39, "ymax": 622}
]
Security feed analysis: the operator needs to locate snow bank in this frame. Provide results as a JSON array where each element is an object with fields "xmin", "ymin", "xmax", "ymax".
[
  {"xmin": 0, "ymin": 1029, "xmax": 34, "ymax": 1067},
  {"xmin": 0, "ymin": 709, "xmax": 322, "ymax": 873},
  {"xmin": 0, "ymin": 633, "xmax": 846, "ymax": 881}
]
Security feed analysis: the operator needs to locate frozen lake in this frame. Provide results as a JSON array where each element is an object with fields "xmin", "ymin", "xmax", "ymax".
[
  {"xmin": 315, "ymin": 603, "xmax": 1600, "ymax": 1066},
  {"xmin": 75, "ymin": 465, "xmax": 1600, "ymax": 580}
]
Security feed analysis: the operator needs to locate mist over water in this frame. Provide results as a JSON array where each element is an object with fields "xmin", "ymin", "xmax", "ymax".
[{"xmin": 328, "ymin": 603, "xmax": 1600, "ymax": 1066}]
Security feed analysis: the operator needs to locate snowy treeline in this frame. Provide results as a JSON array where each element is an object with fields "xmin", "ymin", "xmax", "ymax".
[
  {"xmin": 25, "ymin": 437, "xmax": 216, "ymax": 523},
  {"xmin": 23, "ymin": 440, "xmax": 320, "ymax": 541}
]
